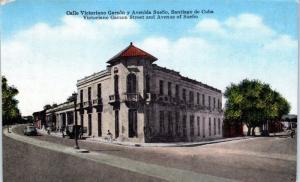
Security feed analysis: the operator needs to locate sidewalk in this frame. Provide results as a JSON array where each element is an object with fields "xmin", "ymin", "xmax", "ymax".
[{"xmin": 37, "ymin": 128, "xmax": 253, "ymax": 147}]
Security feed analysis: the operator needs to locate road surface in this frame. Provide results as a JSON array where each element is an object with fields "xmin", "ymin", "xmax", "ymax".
[{"xmin": 3, "ymin": 125, "xmax": 296, "ymax": 182}]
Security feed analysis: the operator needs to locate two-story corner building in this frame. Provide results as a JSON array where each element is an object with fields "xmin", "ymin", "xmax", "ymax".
[{"xmin": 76, "ymin": 42, "xmax": 223, "ymax": 143}]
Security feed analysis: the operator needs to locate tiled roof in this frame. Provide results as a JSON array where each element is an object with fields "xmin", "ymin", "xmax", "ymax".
[{"xmin": 107, "ymin": 42, "xmax": 157, "ymax": 63}]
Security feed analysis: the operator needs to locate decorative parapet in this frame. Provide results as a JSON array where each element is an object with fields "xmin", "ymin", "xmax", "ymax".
[
  {"xmin": 46, "ymin": 101, "xmax": 74, "ymax": 113},
  {"xmin": 77, "ymin": 69, "xmax": 111, "ymax": 87}
]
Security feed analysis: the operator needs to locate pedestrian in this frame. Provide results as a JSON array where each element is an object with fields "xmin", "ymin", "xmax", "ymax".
[
  {"xmin": 291, "ymin": 129, "xmax": 295, "ymax": 138},
  {"xmin": 107, "ymin": 130, "xmax": 113, "ymax": 143},
  {"xmin": 61, "ymin": 126, "xmax": 65, "ymax": 138},
  {"xmin": 47, "ymin": 127, "xmax": 51, "ymax": 135}
]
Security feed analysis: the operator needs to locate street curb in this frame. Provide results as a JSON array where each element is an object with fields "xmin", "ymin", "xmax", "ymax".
[{"xmin": 37, "ymin": 128, "xmax": 253, "ymax": 148}]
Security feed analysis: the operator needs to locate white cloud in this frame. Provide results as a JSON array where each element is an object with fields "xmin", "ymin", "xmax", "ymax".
[
  {"xmin": 196, "ymin": 13, "xmax": 275, "ymax": 42},
  {"xmin": 139, "ymin": 13, "xmax": 297, "ymax": 114},
  {"xmin": 195, "ymin": 19, "xmax": 225, "ymax": 35},
  {"xmin": 2, "ymin": 16, "xmax": 139, "ymax": 115},
  {"xmin": 262, "ymin": 34, "xmax": 297, "ymax": 51}
]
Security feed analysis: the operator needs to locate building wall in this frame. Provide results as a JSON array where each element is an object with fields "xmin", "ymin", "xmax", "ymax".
[
  {"xmin": 75, "ymin": 56, "xmax": 223, "ymax": 143},
  {"xmin": 144, "ymin": 66, "xmax": 223, "ymax": 142},
  {"xmin": 77, "ymin": 57, "xmax": 148, "ymax": 142}
]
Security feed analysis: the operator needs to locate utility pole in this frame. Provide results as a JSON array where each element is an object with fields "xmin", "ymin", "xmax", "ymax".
[{"xmin": 73, "ymin": 92, "xmax": 79, "ymax": 149}]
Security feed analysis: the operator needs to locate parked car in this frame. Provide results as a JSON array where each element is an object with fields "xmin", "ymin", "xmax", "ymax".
[{"xmin": 24, "ymin": 125, "xmax": 38, "ymax": 136}]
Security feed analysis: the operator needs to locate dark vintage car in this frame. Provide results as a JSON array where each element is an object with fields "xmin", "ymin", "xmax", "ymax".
[
  {"xmin": 66, "ymin": 125, "xmax": 87, "ymax": 139},
  {"xmin": 24, "ymin": 126, "xmax": 38, "ymax": 136}
]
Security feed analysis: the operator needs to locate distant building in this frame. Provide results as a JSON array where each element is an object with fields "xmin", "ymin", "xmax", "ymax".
[
  {"xmin": 33, "ymin": 110, "xmax": 46, "ymax": 129},
  {"xmin": 36, "ymin": 43, "xmax": 224, "ymax": 143},
  {"xmin": 45, "ymin": 101, "xmax": 75, "ymax": 131}
]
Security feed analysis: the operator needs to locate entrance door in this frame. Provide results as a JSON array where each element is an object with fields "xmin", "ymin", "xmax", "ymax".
[
  {"xmin": 115, "ymin": 110, "xmax": 119, "ymax": 138},
  {"xmin": 98, "ymin": 112, "xmax": 102, "ymax": 137},
  {"xmin": 128, "ymin": 109, "xmax": 137, "ymax": 137},
  {"xmin": 88, "ymin": 114, "xmax": 92, "ymax": 136}
]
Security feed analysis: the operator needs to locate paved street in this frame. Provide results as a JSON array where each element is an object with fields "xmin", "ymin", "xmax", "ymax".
[
  {"xmin": 3, "ymin": 125, "xmax": 296, "ymax": 182},
  {"xmin": 3, "ymin": 134, "xmax": 166, "ymax": 182}
]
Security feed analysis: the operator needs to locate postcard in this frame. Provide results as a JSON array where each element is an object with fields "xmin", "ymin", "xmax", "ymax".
[{"xmin": 1, "ymin": 0, "xmax": 298, "ymax": 181}]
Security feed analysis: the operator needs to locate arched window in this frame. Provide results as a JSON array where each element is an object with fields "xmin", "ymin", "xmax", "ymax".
[{"xmin": 127, "ymin": 73, "xmax": 137, "ymax": 93}]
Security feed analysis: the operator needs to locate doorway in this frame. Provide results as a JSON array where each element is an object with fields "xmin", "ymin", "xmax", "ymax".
[
  {"xmin": 128, "ymin": 109, "xmax": 137, "ymax": 137},
  {"xmin": 115, "ymin": 110, "xmax": 119, "ymax": 138}
]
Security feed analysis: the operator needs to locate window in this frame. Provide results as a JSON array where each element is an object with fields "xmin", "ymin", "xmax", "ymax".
[
  {"xmin": 159, "ymin": 80, "xmax": 164, "ymax": 95},
  {"xmin": 190, "ymin": 115, "xmax": 194, "ymax": 137},
  {"xmin": 88, "ymin": 87, "xmax": 91, "ymax": 101},
  {"xmin": 159, "ymin": 111, "xmax": 164, "ymax": 134},
  {"xmin": 114, "ymin": 75, "xmax": 119, "ymax": 95},
  {"xmin": 213, "ymin": 98, "xmax": 216, "ymax": 108},
  {"xmin": 127, "ymin": 74, "xmax": 137, "ymax": 93},
  {"xmin": 80, "ymin": 90, "xmax": 83, "ymax": 103},
  {"xmin": 197, "ymin": 116, "xmax": 200, "ymax": 136},
  {"xmin": 175, "ymin": 85, "xmax": 179, "ymax": 98},
  {"xmin": 214, "ymin": 118, "xmax": 216, "ymax": 135},
  {"xmin": 197, "ymin": 93, "xmax": 200, "ymax": 105},
  {"xmin": 182, "ymin": 89, "xmax": 186, "ymax": 102},
  {"xmin": 97, "ymin": 84, "xmax": 102, "ymax": 98},
  {"xmin": 208, "ymin": 96, "xmax": 211, "ymax": 108},
  {"xmin": 168, "ymin": 111, "xmax": 173, "ymax": 136},
  {"xmin": 202, "ymin": 117, "xmax": 205, "ymax": 137},
  {"xmin": 145, "ymin": 75, "xmax": 150, "ymax": 93},
  {"xmin": 183, "ymin": 115, "xmax": 187, "ymax": 137},
  {"xmin": 209, "ymin": 118, "xmax": 211, "ymax": 136},
  {"xmin": 189, "ymin": 91, "xmax": 194, "ymax": 104},
  {"xmin": 175, "ymin": 112, "xmax": 180, "ymax": 136},
  {"xmin": 202, "ymin": 94, "xmax": 205, "ymax": 106},
  {"xmin": 168, "ymin": 82, "xmax": 172, "ymax": 96},
  {"xmin": 218, "ymin": 118, "xmax": 221, "ymax": 135}
]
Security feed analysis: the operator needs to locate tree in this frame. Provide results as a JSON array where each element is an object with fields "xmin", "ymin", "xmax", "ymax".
[
  {"xmin": 2, "ymin": 76, "xmax": 21, "ymax": 125},
  {"xmin": 43, "ymin": 104, "xmax": 52, "ymax": 110},
  {"xmin": 67, "ymin": 95, "xmax": 75, "ymax": 102},
  {"xmin": 52, "ymin": 103, "xmax": 58, "ymax": 108},
  {"xmin": 224, "ymin": 79, "xmax": 290, "ymax": 136}
]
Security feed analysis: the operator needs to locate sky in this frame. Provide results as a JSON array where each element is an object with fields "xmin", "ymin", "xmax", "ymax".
[{"xmin": 1, "ymin": 0, "xmax": 298, "ymax": 115}]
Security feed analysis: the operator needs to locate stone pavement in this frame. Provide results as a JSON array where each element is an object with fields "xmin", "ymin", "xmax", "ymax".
[
  {"xmin": 37, "ymin": 128, "xmax": 253, "ymax": 147},
  {"xmin": 5, "ymin": 126, "xmax": 239, "ymax": 182}
]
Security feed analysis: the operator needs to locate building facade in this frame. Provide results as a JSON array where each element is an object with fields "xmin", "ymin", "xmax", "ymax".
[
  {"xmin": 33, "ymin": 110, "xmax": 46, "ymax": 129},
  {"xmin": 75, "ymin": 43, "xmax": 223, "ymax": 143},
  {"xmin": 45, "ymin": 101, "xmax": 75, "ymax": 132}
]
